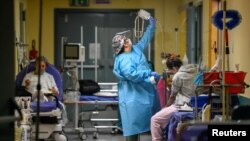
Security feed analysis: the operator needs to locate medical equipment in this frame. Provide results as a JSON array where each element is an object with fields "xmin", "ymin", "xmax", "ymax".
[
  {"xmin": 15, "ymin": 96, "xmax": 32, "ymax": 141},
  {"xmin": 16, "ymin": 40, "xmax": 29, "ymax": 71},
  {"xmin": 64, "ymin": 43, "xmax": 85, "ymax": 63},
  {"xmin": 116, "ymin": 30, "xmax": 131, "ymax": 35},
  {"xmin": 15, "ymin": 61, "xmax": 67, "ymax": 141},
  {"xmin": 134, "ymin": 9, "xmax": 151, "ymax": 38},
  {"xmin": 63, "ymin": 42, "xmax": 86, "ymax": 92},
  {"xmin": 64, "ymin": 83, "xmax": 119, "ymax": 140},
  {"xmin": 62, "ymin": 41, "xmax": 118, "ymax": 140}
]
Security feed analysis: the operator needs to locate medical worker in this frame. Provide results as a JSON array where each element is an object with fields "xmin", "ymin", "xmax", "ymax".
[
  {"xmin": 151, "ymin": 54, "xmax": 197, "ymax": 141},
  {"xmin": 112, "ymin": 15, "xmax": 161, "ymax": 141}
]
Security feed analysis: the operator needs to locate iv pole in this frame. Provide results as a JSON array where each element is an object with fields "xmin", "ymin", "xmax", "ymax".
[
  {"xmin": 35, "ymin": 0, "xmax": 43, "ymax": 139},
  {"xmin": 221, "ymin": 0, "xmax": 227, "ymax": 121}
]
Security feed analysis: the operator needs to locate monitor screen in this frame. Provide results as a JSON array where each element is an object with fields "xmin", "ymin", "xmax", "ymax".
[{"xmin": 64, "ymin": 44, "xmax": 79, "ymax": 60}]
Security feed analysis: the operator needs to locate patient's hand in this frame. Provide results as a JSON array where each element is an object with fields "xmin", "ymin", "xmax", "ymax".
[
  {"xmin": 49, "ymin": 87, "xmax": 58, "ymax": 96},
  {"xmin": 25, "ymin": 79, "xmax": 31, "ymax": 87}
]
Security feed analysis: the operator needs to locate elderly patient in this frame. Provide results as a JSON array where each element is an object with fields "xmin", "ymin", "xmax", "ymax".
[{"xmin": 22, "ymin": 56, "xmax": 58, "ymax": 101}]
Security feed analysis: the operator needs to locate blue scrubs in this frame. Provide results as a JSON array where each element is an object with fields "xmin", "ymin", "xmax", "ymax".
[{"xmin": 113, "ymin": 22, "xmax": 161, "ymax": 136}]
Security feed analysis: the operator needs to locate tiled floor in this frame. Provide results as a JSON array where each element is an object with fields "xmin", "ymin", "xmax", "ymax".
[
  {"xmin": 63, "ymin": 106, "xmax": 152, "ymax": 141},
  {"xmin": 64, "ymin": 129, "xmax": 152, "ymax": 141},
  {"xmin": 64, "ymin": 122, "xmax": 152, "ymax": 141}
]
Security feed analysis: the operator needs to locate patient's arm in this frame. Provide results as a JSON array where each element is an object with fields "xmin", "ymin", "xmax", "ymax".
[
  {"xmin": 43, "ymin": 88, "xmax": 59, "ymax": 101},
  {"xmin": 22, "ymin": 73, "xmax": 32, "ymax": 88},
  {"xmin": 166, "ymin": 91, "xmax": 177, "ymax": 107},
  {"xmin": 49, "ymin": 86, "xmax": 59, "ymax": 96},
  {"xmin": 45, "ymin": 72, "xmax": 59, "ymax": 96},
  {"xmin": 24, "ymin": 79, "xmax": 31, "ymax": 87}
]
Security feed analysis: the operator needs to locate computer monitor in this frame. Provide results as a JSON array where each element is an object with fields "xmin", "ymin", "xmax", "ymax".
[{"xmin": 64, "ymin": 43, "xmax": 85, "ymax": 62}]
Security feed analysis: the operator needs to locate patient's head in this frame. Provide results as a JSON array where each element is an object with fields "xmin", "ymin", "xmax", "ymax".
[
  {"xmin": 35, "ymin": 56, "xmax": 48, "ymax": 74},
  {"xmin": 166, "ymin": 53, "xmax": 182, "ymax": 74}
]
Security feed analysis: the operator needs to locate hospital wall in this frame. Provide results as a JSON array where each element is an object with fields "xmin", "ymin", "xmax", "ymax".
[
  {"xmin": 19, "ymin": 0, "xmax": 250, "ymax": 98},
  {"xmin": 24, "ymin": 0, "xmax": 183, "ymax": 71},
  {"xmin": 227, "ymin": 0, "xmax": 250, "ymax": 98},
  {"xmin": 202, "ymin": 0, "xmax": 250, "ymax": 98}
]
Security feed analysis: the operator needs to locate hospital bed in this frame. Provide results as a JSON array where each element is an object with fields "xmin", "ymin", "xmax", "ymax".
[
  {"xmin": 15, "ymin": 61, "xmax": 67, "ymax": 141},
  {"xmin": 64, "ymin": 82, "xmax": 119, "ymax": 140}
]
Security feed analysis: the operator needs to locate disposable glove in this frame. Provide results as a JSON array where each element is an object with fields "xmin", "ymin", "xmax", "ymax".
[
  {"xmin": 151, "ymin": 71, "xmax": 160, "ymax": 83},
  {"xmin": 138, "ymin": 9, "xmax": 151, "ymax": 20},
  {"xmin": 151, "ymin": 71, "xmax": 160, "ymax": 80},
  {"xmin": 149, "ymin": 16, "xmax": 156, "ymax": 26}
]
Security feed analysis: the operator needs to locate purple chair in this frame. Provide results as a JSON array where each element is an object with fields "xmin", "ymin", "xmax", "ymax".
[
  {"xmin": 15, "ymin": 61, "xmax": 67, "ymax": 141},
  {"xmin": 16, "ymin": 61, "xmax": 63, "ymax": 112}
]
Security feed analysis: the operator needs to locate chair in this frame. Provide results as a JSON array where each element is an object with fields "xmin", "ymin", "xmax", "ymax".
[{"xmin": 15, "ymin": 61, "xmax": 67, "ymax": 141}]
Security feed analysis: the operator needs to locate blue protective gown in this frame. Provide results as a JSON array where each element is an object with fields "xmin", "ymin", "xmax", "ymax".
[{"xmin": 113, "ymin": 22, "xmax": 161, "ymax": 136}]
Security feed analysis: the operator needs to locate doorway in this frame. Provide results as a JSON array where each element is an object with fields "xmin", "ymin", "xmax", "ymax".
[{"xmin": 54, "ymin": 9, "xmax": 155, "ymax": 82}]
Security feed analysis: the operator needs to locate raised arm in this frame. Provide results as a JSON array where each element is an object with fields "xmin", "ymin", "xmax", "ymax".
[{"xmin": 135, "ymin": 17, "xmax": 156, "ymax": 51}]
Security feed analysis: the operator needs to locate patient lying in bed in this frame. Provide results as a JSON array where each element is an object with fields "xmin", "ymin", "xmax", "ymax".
[{"xmin": 22, "ymin": 56, "xmax": 58, "ymax": 101}]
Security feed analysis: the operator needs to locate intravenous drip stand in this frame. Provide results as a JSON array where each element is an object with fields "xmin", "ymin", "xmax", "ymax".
[{"xmin": 211, "ymin": 0, "xmax": 243, "ymax": 121}]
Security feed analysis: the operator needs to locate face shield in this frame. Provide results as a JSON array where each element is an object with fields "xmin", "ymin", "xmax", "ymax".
[
  {"xmin": 123, "ymin": 38, "xmax": 132, "ymax": 47},
  {"xmin": 112, "ymin": 34, "xmax": 126, "ymax": 55},
  {"xmin": 112, "ymin": 30, "xmax": 132, "ymax": 55}
]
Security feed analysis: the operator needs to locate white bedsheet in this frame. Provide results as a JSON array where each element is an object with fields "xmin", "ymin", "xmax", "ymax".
[{"xmin": 93, "ymin": 92, "xmax": 118, "ymax": 97}]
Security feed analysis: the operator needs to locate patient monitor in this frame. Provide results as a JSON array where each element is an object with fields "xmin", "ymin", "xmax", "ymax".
[
  {"xmin": 63, "ymin": 43, "xmax": 85, "ymax": 89},
  {"xmin": 64, "ymin": 43, "xmax": 85, "ymax": 63}
]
